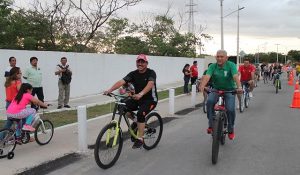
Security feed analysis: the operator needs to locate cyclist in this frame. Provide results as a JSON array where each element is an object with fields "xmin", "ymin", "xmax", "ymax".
[
  {"xmin": 272, "ymin": 62, "xmax": 282, "ymax": 88},
  {"xmin": 254, "ymin": 64, "xmax": 260, "ymax": 82},
  {"xmin": 6, "ymin": 83, "xmax": 48, "ymax": 133},
  {"xmin": 262, "ymin": 63, "xmax": 269, "ymax": 82},
  {"xmin": 200, "ymin": 50, "xmax": 242, "ymax": 140},
  {"xmin": 238, "ymin": 58, "xmax": 255, "ymax": 97},
  {"xmin": 104, "ymin": 54, "xmax": 158, "ymax": 149}
]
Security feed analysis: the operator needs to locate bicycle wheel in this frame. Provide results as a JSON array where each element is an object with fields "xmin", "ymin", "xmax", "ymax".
[
  {"xmin": 244, "ymin": 92, "xmax": 250, "ymax": 108},
  {"xmin": 34, "ymin": 120, "xmax": 54, "ymax": 145},
  {"xmin": 203, "ymin": 97, "xmax": 207, "ymax": 113},
  {"xmin": 220, "ymin": 116, "xmax": 226, "ymax": 145},
  {"xmin": 143, "ymin": 112, "xmax": 163, "ymax": 150},
  {"xmin": 212, "ymin": 114, "xmax": 221, "ymax": 164},
  {"xmin": 94, "ymin": 122, "xmax": 123, "ymax": 169},
  {"xmin": 0, "ymin": 129, "xmax": 16, "ymax": 159},
  {"xmin": 239, "ymin": 94, "xmax": 244, "ymax": 113},
  {"xmin": 275, "ymin": 79, "xmax": 279, "ymax": 94}
]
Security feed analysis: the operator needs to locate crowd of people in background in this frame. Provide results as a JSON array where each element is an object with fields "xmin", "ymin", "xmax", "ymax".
[{"xmin": 2, "ymin": 56, "xmax": 73, "ymax": 141}]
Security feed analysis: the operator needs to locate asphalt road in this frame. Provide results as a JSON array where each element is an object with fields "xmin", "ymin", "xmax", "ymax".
[{"xmin": 46, "ymin": 79, "xmax": 300, "ymax": 175}]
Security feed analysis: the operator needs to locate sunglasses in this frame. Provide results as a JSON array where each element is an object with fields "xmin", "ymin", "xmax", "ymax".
[{"xmin": 136, "ymin": 60, "xmax": 147, "ymax": 64}]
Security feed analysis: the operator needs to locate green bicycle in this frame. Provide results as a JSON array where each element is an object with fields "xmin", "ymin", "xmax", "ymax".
[
  {"xmin": 274, "ymin": 72, "xmax": 282, "ymax": 94},
  {"xmin": 94, "ymin": 93, "xmax": 163, "ymax": 169}
]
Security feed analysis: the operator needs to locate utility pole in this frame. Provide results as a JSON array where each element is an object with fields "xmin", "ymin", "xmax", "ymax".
[
  {"xmin": 186, "ymin": 0, "xmax": 197, "ymax": 34},
  {"xmin": 275, "ymin": 43, "xmax": 280, "ymax": 62},
  {"xmin": 220, "ymin": 0, "xmax": 224, "ymax": 49}
]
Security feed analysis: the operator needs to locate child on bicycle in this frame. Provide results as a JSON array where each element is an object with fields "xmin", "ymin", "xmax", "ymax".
[{"xmin": 6, "ymin": 83, "xmax": 48, "ymax": 134}]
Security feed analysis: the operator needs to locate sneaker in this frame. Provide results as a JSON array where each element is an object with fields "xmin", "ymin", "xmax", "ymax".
[
  {"xmin": 228, "ymin": 132, "xmax": 235, "ymax": 140},
  {"xmin": 207, "ymin": 127, "xmax": 213, "ymax": 134},
  {"xmin": 22, "ymin": 124, "xmax": 35, "ymax": 132},
  {"xmin": 249, "ymin": 92, "xmax": 253, "ymax": 98},
  {"xmin": 64, "ymin": 105, "xmax": 71, "ymax": 108},
  {"xmin": 132, "ymin": 138, "xmax": 144, "ymax": 149},
  {"xmin": 57, "ymin": 105, "xmax": 62, "ymax": 109},
  {"xmin": 15, "ymin": 137, "xmax": 22, "ymax": 145}
]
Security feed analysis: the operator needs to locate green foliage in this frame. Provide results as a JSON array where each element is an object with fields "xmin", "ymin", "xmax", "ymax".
[
  {"xmin": 288, "ymin": 50, "xmax": 300, "ymax": 62},
  {"xmin": 115, "ymin": 36, "xmax": 149, "ymax": 55}
]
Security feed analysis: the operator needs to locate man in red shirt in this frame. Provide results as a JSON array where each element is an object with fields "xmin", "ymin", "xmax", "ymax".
[
  {"xmin": 190, "ymin": 61, "xmax": 198, "ymax": 86},
  {"xmin": 238, "ymin": 58, "xmax": 255, "ymax": 97}
]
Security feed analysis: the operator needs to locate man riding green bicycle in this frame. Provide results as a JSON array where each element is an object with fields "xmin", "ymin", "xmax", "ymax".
[{"xmin": 104, "ymin": 54, "xmax": 158, "ymax": 149}]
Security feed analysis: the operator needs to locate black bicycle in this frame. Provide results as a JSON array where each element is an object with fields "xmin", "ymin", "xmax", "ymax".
[{"xmin": 94, "ymin": 93, "xmax": 163, "ymax": 169}]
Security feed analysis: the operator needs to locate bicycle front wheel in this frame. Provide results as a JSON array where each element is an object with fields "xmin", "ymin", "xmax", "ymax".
[
  {"xmin": 275, "ymin": 79, "xmax": 279, "ymax": 94},
  {"xmin": 212, "ymin": 114, "xmax": 221, "ymax": 164},
  {"xmin": 34, "ymin": 120, "xmax": 54, "ymax": 145},
  {"xmin": 239, "ymin": 94, "xmax": 244, "ymax": 113},
  {"xmin": 143, "ymin": 112, "xmax": 163, "ymax": 150},
  {"xmin": 0, "ymin": 128, "xmax": 16, "ymax": 159},
  {"xmin": 94, "ymin": 122, "xmax": 123, "ymax": 169}
]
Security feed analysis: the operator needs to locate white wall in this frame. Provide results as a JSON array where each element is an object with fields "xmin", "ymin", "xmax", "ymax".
[{"xmin": 0, "ymin": 49, "xmax": 205, "ymax": 109}]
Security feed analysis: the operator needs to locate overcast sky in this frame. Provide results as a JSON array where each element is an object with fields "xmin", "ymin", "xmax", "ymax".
[
  {"xmin": 117, "ymin": 0, "xmax": 300, "ymax": 55},
  {"xmin": 15, "ymin": 0, "xmax": 300, "ymax": 56}
]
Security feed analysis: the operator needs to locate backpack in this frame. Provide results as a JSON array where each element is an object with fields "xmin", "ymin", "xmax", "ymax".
[{"xmin": 58, "ymin": 65, "xmax": 72, "ymax": 85}]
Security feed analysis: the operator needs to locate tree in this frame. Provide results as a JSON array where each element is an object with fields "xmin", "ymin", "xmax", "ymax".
[
  {"xmin": 288, "ymin": 50, "xmax": 300, "ymax": 62},
  {"xmin": 115, "ymin": 36, "xmax": 149, "ymax": 55}
]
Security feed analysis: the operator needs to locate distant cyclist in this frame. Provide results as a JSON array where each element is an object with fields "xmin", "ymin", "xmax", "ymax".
[
  {"xmin": 272, "ymin": 62, "xmax": 282, "ymax": 87},
  {"xmin": 104, "ymin": 54, "xmax": 158, "ymax": 149},
  {"xmin": 238, "ymin": 58, "xmax": 255, "ymax": 97},
  {"xmin": 200, "ymin": 50, "xmax": 242, "ymax": 140}
]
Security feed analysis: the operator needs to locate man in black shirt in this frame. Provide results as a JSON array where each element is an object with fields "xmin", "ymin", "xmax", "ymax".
[{"xmin": 104, "ymin": 54, "xmax": 158, "ymax": 149}]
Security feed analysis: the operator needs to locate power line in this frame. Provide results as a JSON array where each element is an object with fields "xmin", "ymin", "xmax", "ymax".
[{"xmin": 186, "ymin": 0, "xmax": 197, "ymax": 34}]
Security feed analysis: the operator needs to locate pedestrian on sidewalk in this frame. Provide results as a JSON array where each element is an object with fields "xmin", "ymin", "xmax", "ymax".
[
  {"xmin": 190, "ymin": 61, "xmax": 198, "ymax": 86},
  {"xmin": 23, "ymin": 57, "xmax": 44, "ymax": 110},
  {"xmin": 182, "ymin": 64, "xmax": 191, "ymax": 94},
  {"xmin": 55, "ymin": 57, "xmax": 72, "ymax": 109},
  {"xmin": 4, "ymin": 56, "xmax": 17, "ymax": 79}
]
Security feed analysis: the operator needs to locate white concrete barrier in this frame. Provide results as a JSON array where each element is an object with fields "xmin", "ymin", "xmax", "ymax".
[
  {"xmin": 169, "ymin": 89, "xmax": 175, "ymax": 115},
  {"xmin": 77, "ymin": 105, "xmax": 88, "ymax": 153}
]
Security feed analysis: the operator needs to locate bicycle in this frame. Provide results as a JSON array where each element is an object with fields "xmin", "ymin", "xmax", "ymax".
[
  {"xmin": 274, "ymin": 72, "xmax": 282, "ymax": 94},
  {"xmin": 0, "ymin": 106, "xmax": 54, "ymax": 159},
  {"xmin": 94, "ymin": 93, "xmax": 163, "ymax": 169},
  {"xmin": 263, "ymin": 72, "xmax": 269, "ymax": 84},
  {"xmin": 206, "ymin": 89, "xmax": 236, "ymax": 165},
  {"xmin": 238, "ymin": 82, "xmax": 250, "ymax": 113}
]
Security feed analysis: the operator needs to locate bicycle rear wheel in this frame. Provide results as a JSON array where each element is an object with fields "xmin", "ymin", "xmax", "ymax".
[
  {"xmin": 203, "ymin": 97, "xmax": 207, "ymax": 113},
  {"xmin": 212, "ymin": 114, "xmax": 221, "ymax": 164},
  {"xmin": 245, "ymin": 92, "xmax": 250, "ymax": 108},
  {"xmin": 0, "ymin": 128, "xmax": 16, "ymax": 159},
  {"xmin": 275, "ymin": 79, "xmax": 279, "ymax": 94},
  {"xmin": 143, "ymin": 112, "xmax": 163, "ymax": 150},
  {"xmin": 239, "ymin": 94, "xmax": 244, "ymax": 113},
  {"xmin": 34, "ymin": 120, "xmax": 54, "ymax": 145},
  {"xmin": 94, "ymin": 122, "xmax": 123, "ymax": 169},
  {"xmin": 220, "ymin": 114, "xmax": 226, "ymax": 145}
]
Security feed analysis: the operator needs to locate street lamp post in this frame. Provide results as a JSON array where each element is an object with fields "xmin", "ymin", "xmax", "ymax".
[
  {"xmin": 275, "ymin": 43, "xmax": 280, "ymax": 62},
  {"xmin": 220, "ymin": 0, "xmax": 224, "ymax": 50}
]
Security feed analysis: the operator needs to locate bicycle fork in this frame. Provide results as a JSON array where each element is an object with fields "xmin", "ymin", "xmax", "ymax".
[{"xmin": 106, "ymin": 120, "xmax": 120, "ymax": 147}]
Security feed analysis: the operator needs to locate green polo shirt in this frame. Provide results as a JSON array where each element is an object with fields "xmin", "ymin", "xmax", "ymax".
[
  {"xmin": 24, "ymin": 66, "xmax": 42, "ymax": 87},
  {"xmin": 206, "ymin": 61, "xmax": 238, "ymax": 90}
]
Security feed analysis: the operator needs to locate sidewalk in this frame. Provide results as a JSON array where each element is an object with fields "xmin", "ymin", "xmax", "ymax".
[
  {"xmin": 0, "ymin": 90, "xmax": 204, "ymax": 175},
  {"xmin": 0, "ymin": 81, "xmax": 183, "ymax": 120}
]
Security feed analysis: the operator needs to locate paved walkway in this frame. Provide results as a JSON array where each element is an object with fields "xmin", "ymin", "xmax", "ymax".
[{"xmin": 0, "ymin": 81, "xmax": 204, "ymax": 175}]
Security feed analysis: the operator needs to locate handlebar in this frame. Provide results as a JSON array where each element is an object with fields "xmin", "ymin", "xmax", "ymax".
[{"xmin": 204, "ymin": 88, "xmax": 237, "ymax": 95}]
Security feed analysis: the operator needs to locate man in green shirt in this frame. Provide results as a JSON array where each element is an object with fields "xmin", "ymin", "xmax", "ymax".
[
  {"xmin": 23, "ymin": 57, "xmax": 44, "ymax": 110},
  {"xmin": 200, "ymin": 50, "xmax": 242, "ymax": 140}
]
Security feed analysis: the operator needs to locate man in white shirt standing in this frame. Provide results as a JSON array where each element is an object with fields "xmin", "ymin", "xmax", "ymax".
[{"xmin": 55, "ymin": 57, "xmax": 72, "ymax": 109}]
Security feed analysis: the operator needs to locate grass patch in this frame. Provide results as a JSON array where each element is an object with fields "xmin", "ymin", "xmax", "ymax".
[{"xmin": 1, "ymin": 86, "xmax": 184, "ymax": 129}]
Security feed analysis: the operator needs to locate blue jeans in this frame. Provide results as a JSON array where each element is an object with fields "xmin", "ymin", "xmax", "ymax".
[{"xmin": 206, "ymin": 90, "xmax": 236, "ymax": 133}]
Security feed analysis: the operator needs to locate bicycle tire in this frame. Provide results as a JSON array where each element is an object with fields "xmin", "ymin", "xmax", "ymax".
[
  {"xmin": 203, "ymin": 97, "xmax": 207, "ymax": 113},
  {"xmin": 21, "ymin": 132, "xmax": 30, "ymax": 144},
  {"xmin": 143, "ymin": 112, "xmax": 163, "ymax": 150},
  {"xmin": 220, "ymin": 116, "xmax": 226, "ymax": 145},
  {"xmin": 0, "ymin": 128, "xmax": 16, "ymax": 159},
  {"xmin": 275, "ymin": 79, "xmax": 279, "ymax": 94},
  {"xmin": 34, "ymin": 120, "xmax": 54, "ymax": 145},
  {"xmin": 94, "ymin": 122, "xmax": 123, "ymax": 169},
  {"xmin": 245, "ymin": 92, "xmax": 249, "ymax": 108},
  {"xmin": 212, "ymin": 114, "xmax": 221, "ymax": 164},
  {"xmin": 239, "ymin": 94, "xmax": 244, "ymax": 113}
]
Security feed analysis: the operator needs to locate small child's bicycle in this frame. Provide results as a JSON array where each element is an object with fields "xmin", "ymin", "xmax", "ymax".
[
  {"xmin": 94, "ymin": 93, "xmax": 163, "ymax": 169},
  {"xmin": 0, "ymin": 106, "xmax": 54, "ymax": 159}
]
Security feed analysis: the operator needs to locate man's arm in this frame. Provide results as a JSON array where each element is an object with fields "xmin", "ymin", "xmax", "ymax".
[
  {"xmin": 133, "ymin": 81, "xmax": 154, "ymax": 100},
  {"xmin": 105, "ymin": 79, "xmax": 126, "ymax": 94},
  {"xmin": 233, "ymin": 74, "xmax": 242, "ymax": 92}
]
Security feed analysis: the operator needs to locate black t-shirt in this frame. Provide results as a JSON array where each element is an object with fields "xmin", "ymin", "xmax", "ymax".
[
  {"xmin": 123, "ymin": 68, "xmax": 158, "ymax": 102},
  {"xmin": 183, "ymin": 69, "xmax": 190, "ymax": 79},
  {"xmin": 273, "ymin": 65, "xmax": 282, "ymax": 74}
]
